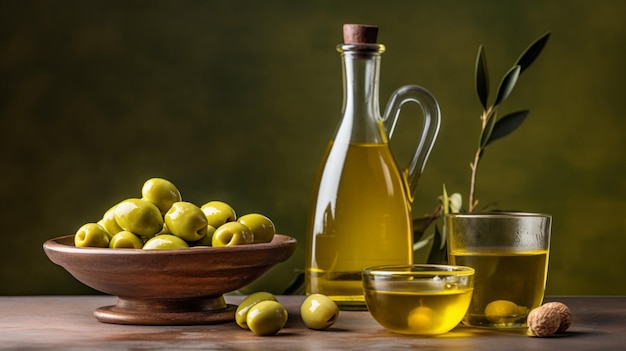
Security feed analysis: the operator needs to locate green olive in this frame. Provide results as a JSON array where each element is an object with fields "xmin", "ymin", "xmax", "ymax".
[
  {"xmin": 109, "ymin": 231, "xmax": 143, "ymax": 249},
  {"xmin": 141, "ymin": 178, "xmax": 182, "ymax": 215},
  {"xmin": 75, "ymin": 223, "xmax": 110, "ymax": 248},
  {"xmin": 238, "ymin": 213, "xmax": 276, "ymax": 243},
  {"xmin": 407, "ymin": 306, "xmax": 435, "ymax": 331},
  {"xmin": 101, "ymin": 204, "xmax": 123, "ymax": 237},
  {"xmin": 164, "ymin": 201, "xmax": 208, "ymax": 242},
  {"xmin": 246, "ymin": 300, "xmax": 288, "ymax": 336},
  {"xmin": 212, "ymin": 222, "xmax": 253, "ymax": 247},
  {"xmin": 191, "ymin": 225, "xmax": 217, "ymax": 246},
  {"xmin": 96, "ymin": 219, "xmax": 113, "ymax": 239},
  {"xmin": 114, "ymin": 198, "xmax": 164, "ymax": 237},
  {"xmin": 300, "ymin": 294, "xmax": 339, "ymax": 330},
  {"xmin": 158, "ymin": 221, "xmax": 171, "ymax": 235},
  {"xmin": 201, "ymin": 201, "xmax": 237, "ymax": 228},
  {"xmin": 484, "ymin": 300, "xmax": 527, "ymax": 324},
  {"xmin": 236, "ymin": 292, "xmax": 278, "ymax": 329},
  {"xmin": 142, "ymin": 234, "xmax": 189, "ymax": 250}
]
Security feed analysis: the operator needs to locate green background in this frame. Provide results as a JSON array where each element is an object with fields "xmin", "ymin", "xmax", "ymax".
[{"xmin": 1, "ymin": 0, "xmax": 624, "ymax": 296}]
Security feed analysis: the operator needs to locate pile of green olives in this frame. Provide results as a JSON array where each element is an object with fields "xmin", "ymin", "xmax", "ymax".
[{"xmin": 73, "ymin": 178, "xmax": 277, "ymax": 249}]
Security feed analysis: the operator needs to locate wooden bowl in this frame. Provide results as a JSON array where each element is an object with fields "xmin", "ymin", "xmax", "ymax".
[{"xmin": 43, "ymin": 234, "xmax": 297, "ymax": 325}]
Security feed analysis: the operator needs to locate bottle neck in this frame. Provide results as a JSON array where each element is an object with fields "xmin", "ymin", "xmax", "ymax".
[{"xmin": 336, "ymin": 44, "xmax": 388, "ymax": 144}]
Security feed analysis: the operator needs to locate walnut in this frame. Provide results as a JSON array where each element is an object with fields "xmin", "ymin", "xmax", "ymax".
[
  {"xmin": 527, "ymin": 301, "xmax": 573, "ymax": 337},
  {"xmin": 527, "ymin": 305, "xmax": 561, "ymax": 337},
  {"xmin": 541, "ymin": 302, "xmax": 572, "ymax": 332}
]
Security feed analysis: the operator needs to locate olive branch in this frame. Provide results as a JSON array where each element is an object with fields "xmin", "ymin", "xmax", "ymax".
[
  {"xmin": 468, "ymin": 32, "xmax": 551, "ymax": 212},
  {"xmin": 414, "ymin": 32, "xmax": 551, "ymax": 263}
]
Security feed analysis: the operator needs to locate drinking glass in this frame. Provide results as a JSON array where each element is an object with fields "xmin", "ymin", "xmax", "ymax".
[{"xmin": 444, "ymin": 212, "xmax": 551, "ymax": 328}]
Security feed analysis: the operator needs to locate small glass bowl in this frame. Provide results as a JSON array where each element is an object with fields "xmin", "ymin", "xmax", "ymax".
[{"xmin": 362, "ymin": 264, "xmax": 475, "ymax": 335}]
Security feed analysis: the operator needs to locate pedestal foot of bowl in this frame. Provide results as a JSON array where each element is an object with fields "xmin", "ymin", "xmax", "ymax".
[{"xmin": 93, "ymin": 295, "xmax": 236, "ymax": 325}]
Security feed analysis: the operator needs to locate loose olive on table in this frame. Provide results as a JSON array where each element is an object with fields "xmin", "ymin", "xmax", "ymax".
[
  {"xmin": 246, "ymin": 300, "xmax": 288, "ymax": 336},
  {"xmin": 234, "ymin": 292, "xmax": 340, "ymax": 336},
  {"xmin": 300, "ymin": 294, "xmax": 340, "ymax": 330},
  {"xmin": 235, "ymin": 292, "xmax": 289, "ymax": 336},
  {"xmin": 235, "ymin": 291, "xmax": 278, "ymax": 329}
]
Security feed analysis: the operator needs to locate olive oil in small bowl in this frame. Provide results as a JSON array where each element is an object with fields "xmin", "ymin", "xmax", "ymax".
[{"xmin": 362, "ymin": 264, "xmax": 474, "ymax": 335}]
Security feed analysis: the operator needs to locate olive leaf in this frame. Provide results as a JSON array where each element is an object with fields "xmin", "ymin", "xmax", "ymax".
[
  {"xmin": 426, "ymin": 226, "xmax": 447, "ymax": 264},
  {"xmin": 494, "ymin": 65, "xmax": 521, "ymax": 107},
  {"xmin": 414, "ymin": 232, "xmax": 434, "ymax": 251},
  {"xmin": 475, "ymin": 45, "xmax": 489, "ymax": 110},
  {"xmin": 485, "ymin": 110, "xmax": 529, "ymax": 146},
  {"xmin": 515, "ymin": 32, "xmax": 551, "ymax": 74}
]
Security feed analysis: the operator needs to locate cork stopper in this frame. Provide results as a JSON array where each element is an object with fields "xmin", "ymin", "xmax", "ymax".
[{"xmin": 343, "ymin": 24, "xmax": 378, "ymax": 44}]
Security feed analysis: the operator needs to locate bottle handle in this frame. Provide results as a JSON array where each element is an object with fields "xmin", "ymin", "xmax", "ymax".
[{"xmin": 382, "ymin": 85, "xmax": 441, "ymax": 203}]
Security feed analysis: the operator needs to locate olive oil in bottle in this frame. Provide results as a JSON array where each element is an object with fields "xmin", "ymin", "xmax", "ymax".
[
  {"xmin": 306, "ymin": 142, "xmax": 413, "ymax": 308},
  {"xmin": 305, "ymin": 24, "xmax": 441, "ymax": 310}
]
